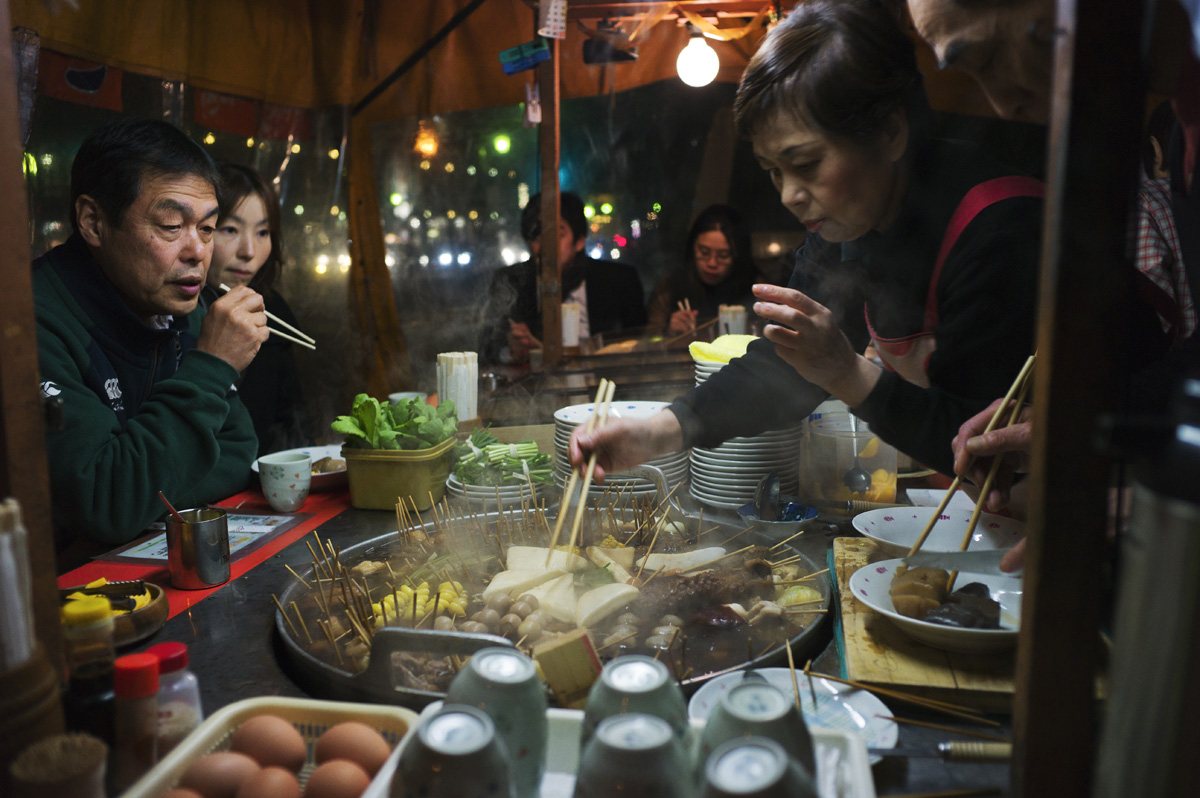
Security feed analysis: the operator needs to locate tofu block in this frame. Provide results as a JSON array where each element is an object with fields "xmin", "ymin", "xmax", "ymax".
[
  {"xmin": 482, "ymin": 568, "xmax": 567, "ymax": 601},
  {"xmin": 507, "ymin": 545, "xmax": 590, "ymax": 572}
]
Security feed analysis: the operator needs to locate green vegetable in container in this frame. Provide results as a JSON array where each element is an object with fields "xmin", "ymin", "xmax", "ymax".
[{"xmin": 331, "ymin": 393, "xmax": 458, "ymax": 450}]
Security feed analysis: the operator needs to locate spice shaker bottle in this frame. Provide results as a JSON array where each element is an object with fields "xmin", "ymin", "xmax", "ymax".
[
  {"xmin": 145, "ymin": 642, "xmax": 203, "ymax": 755},
  {"xmin": 110, "ymin": 653, "xmax": 159, "ymax": 793},
  {"xmin": 61, "ymin": 596, "xmax": 116, "ymax": 746}
]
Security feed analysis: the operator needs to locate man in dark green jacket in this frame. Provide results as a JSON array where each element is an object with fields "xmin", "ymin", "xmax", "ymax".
[{"xmin": 33, "ymin": 118, "xmax": 268, "ymax": 566}]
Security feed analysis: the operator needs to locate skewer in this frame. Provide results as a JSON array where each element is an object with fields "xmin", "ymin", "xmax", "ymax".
[
  {"xmin": 803, "ymin": 659, "xmax": 818, "ymax": 707},
  {"xmin": 547, "ymin": 379, "xmax": 611, "ymax": 565},
  {"xmin": 769, "ymin": 527, "xmax": 810, "ymax": 551},
  {"xmin": 290, "ymin": 601, "xmax": 312, "ymax": 643},
  {"xmin": 879, "ymin": 715, "xmax": 1010, "ymax": 742},
  {"xmin": 271, "ymin": 593, "xmax": 298, "ymax": 636},
  {"xmin": 636, "ymin": 517, "xmax": 667, "ymax": 579},
  {"xmin": 284, "ymin": 564, "xmax": 311, "ymax": 589},
  {"xmin": 681, "ymin": 544, "xmax": 755, "ymax": 573},
  {"xmin": 906, "ymin": 352, "xmax": 1036, "ymax": 558},
  {"xmin": 774, "ymin": 569, "xmax": 830, "ymax": 585},
  {"xmin": 947, "ymin": 371, "xmax": 1035, "ymax": 591},
  {"xmin": 219, "ymin": 283, "xmax": 316, "ymax": 347},
  {"xmin": 565, "ymin": 380, "xmax": 618, "ymax": 559},
  {"xmin": 640, "ymin": 564, "xmax": 667, "ymax": 587},
  {"xmin": 784, "ymin": 638, "xmax": 801, "ymax": 711},
  {"xmin": 596, "ymin": 631, "xmax": 639, "ymax": 652},
  {"xmin": 319, "ymin": 619, "xmax": 344, "ymax": 665},
  {"xmin": 717, "ymin": 524, "xmax": 757, "ymax": 547}
]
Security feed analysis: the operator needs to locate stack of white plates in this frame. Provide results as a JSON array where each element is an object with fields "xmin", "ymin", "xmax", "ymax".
[
  {"xmin": 445, "ymin": 473, "xmax": 538, "ymax": 509},
  {"xmin": 694, "ymin": 358, "xmax": 726, "ymax": 386},
  {"xmin": 553, "ymin": 400, "xmax": 689, "ymax": 499},
  {"xmin": 689, "ymin": 358, "xmax": 802, "ymax": 508}
]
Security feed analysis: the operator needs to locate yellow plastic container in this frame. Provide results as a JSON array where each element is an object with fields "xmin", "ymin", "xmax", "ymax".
[{"xmin": 342, "ymin": 437, "xmax": 456, "ymax": 510}]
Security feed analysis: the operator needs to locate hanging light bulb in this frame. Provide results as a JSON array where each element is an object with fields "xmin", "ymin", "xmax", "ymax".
[
  {"xmin": 676, "ymin": 25, "xmax": 719, "ymax": 87},
  {"xmin": 413, "ymin": 120, "xmax": 439, "ymax": 158}
]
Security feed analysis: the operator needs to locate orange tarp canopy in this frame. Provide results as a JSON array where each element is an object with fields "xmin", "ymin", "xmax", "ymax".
[{"xmin": 9, "ymin": 0, "xmax": 770, "ymax": 119}]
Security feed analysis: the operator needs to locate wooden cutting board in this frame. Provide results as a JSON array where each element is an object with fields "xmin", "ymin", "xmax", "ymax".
[{"xmin": 834, "ymin": 537, "xmax": 1015, "ymax": 713}]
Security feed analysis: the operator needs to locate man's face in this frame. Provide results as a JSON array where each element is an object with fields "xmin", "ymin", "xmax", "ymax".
[
  {"xmin": 85, "ymin": 172, "xmax": 219, "ymax": 321},
  {"xmin": 908, "ymin": 0, "xmax": 1053, "ymax": 125},
  {"xmin": 528, "ymin": 218, "xmax": 585, "ymax": 273}
]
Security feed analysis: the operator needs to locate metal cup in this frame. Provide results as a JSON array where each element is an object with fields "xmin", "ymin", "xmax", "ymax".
[
  {"xmin": 582, "ymin": 655, "xmax": 688, "ymax": 745},
  {"xmin": 445, "ymin": 647, "xmax": 547, "ymax": 798},
  {"xmin": 391, "ymin": 705, "xmax": 514, "ymax": 798},
  {"xmin": 701, "ymin": 737, "xmax": 818, "ymax": 798},
  {"xmin": 575, "ymin": 713, "xmax": 692, "ymax": 798},
  {"xmin": 697, "ymin": 679, "xmax": 815, "ymax": 777},
  {"xmin": 166, "ymin": 508, "xmax": 230, "ymax": 589}
]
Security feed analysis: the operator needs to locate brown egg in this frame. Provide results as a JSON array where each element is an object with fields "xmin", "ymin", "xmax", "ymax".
[
  {"xmin": 302, "ymin": 759, "xmax": 371, "ymax": 798},
  {"xmin": 235, "ymin": 766, "xmax": 301, "ymax": 798},
  {"xmin": 314, "ymin": 722, "xmax": 391, "ymax": 777},
  {"xmin": 160, "ymin": 790, "xmax": 206, "ymax": 798},
  {"xmin": 230, "ymin": 714, "xmax": 308, "ymax": 771},
  {"xmin": 178, "ymin": 750, "xmax": 260, "ymax": 798}
]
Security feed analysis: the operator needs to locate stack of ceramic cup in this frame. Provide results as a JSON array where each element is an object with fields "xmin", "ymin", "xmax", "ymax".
[
  {"xmin": 553, "ymin": 401, "xmax": 688, "ymax": 499},
  {"xmin": 690, "ymin": 359, "xmax": 802, "ymax": 509}
]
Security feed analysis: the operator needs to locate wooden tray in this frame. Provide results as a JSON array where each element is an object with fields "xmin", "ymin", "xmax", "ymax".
[{"xmin": 834, "ymin": 537, "xmax": 1015, "ymax": 713}]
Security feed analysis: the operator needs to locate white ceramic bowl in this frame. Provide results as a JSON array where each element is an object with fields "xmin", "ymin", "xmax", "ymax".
[
  {"xmin": 852, "ymin": 507, "xmax": 1025, "ymax": 558},
  {"xmin": 848, "ymin": 558, "xmax": 1022, "ymax": 653}
]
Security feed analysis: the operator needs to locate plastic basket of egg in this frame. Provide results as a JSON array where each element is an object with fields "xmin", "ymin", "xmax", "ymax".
[{"xmin": 125, "ymin": 695, "xmax": 418, "ymax": 798}]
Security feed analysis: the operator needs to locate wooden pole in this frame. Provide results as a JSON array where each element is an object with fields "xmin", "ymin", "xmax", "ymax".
[
  {"xmin": 347, "ymin": 113, "xmax": 414, "ymax": 397},
  {"xmin": 0, "ymin": 2, "xmax": 64, "ymax": 677},
  {"xmin": 1012, "ymin": 0, "xmax": 1147, "ymax": 794},
  {"xmin": 538, "ymin": 33, "xmax": 564, "ymax": 369}
]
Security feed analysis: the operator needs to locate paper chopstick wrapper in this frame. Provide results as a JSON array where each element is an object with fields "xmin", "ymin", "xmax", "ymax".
[
  {"xmin": 437, "ymin": 351, "xmax": 478, "ymax": 422},
  {"xmin": 0, "ymin": 497, "xmax": 36, "ymax": 670}
]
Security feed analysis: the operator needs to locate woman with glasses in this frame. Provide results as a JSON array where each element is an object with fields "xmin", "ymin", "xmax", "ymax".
[{"xmin": 647, "ymin": 204, "xmax": 760, "ymax": 335}]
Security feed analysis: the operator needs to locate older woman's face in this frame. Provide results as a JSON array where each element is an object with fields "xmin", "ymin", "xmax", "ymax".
[
  {"xmin": 752, "ymin": 110, "xmax": 907, "ymax": 243},
  {"xmin": 207, "ymin": 193, "xmax": 272, "ymax": 289},
  {"xmin": 908, "ymin": 0, "xmax": 1052, "ymax": 125}
]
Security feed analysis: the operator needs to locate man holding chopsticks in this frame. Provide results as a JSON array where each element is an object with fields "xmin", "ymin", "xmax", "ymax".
[{"xmin": 32, "ymin": 118, "xmax": 264, "ymax": 567}]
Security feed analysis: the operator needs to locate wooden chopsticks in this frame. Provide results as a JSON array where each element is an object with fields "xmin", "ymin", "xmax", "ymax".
[
  {"xmin": 905, "ymin": 353, "xmax": 1037, "ymax": 558},
  {"xmin": 219, "ymin": 283, "xmax": 316, "ymax": 350},
  {"xmin": 945, "ymin": 366, "xmax": 1035, "ymax": 590},
  {"xmin": 546, "ymin": 378, "xmax": 616, "ymax": 565}
]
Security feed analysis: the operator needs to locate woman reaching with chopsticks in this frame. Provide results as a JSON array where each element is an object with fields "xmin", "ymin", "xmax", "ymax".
[
  {"xmin": 202, "ymin": 163, "xmax": 312, "ymax": 457},
  {"xmin": 572, "ymin": 0, "xmax": 1042, "ymax": 483}
]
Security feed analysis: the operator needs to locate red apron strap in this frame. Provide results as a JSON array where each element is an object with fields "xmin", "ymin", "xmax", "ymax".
[{"xmin": 924, "ymin": 176, "xmax": 1045, "ymax": 330}]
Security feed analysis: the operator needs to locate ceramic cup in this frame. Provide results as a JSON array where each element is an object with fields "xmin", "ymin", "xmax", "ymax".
[
  {"xmin": 697, "ymin": 678, "xmax": 815, "ymax": 777},
  {"xmin": 389, "ymin": 391, "xmax": 427, "ymax": 407},
  {"xmin": 257, "ymin": 451, "xmax": 312, "ymax": 512},
  {"xmin": 575, "ymin": 713, "xmax": 691, "ymax": 798},
  {"xmin": 700, "ymin": 736, "xmax": 818, "ymax": 798},
  {"xmin": 445, "ymin": 647, "xmax": 547, "ymax": 798},
  {"xmin": 391, "ymin": 705, "xmax": 514, "ymax": 798},
  {"xmin": 582, "ymin": 655, "xmax": 688, "ymax": 745}
]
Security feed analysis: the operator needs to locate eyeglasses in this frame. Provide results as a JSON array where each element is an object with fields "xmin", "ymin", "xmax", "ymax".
[{"xmin": 695, "ymin": 245, "xmax": 733, "ymax": 263}]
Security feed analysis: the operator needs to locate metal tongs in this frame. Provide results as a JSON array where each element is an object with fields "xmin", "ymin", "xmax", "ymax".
[{"xmin": 58, "ymin": 579, "xmax": 148, "ymax": 600}]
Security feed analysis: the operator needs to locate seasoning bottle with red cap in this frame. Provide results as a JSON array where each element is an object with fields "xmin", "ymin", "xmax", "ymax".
[
  {"xmin": 145, "ymin": 641, "xmax": 203, "ymax": 755},
  {"xmin": 110, "ymin": 652, "xmax": 159, "ymax": 792}
]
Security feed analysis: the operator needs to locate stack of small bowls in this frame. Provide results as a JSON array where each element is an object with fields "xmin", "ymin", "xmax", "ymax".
[
  {"xmin": 444, "ymin": 473, "xmax": 538, "ymax": 510},
  {"xmin": 553, "ymin": 401, "xmax": 689, "ymax": 500},
  {"xmin": 690, "ymin": 358, "xmax": 802, "ymax": 509}
]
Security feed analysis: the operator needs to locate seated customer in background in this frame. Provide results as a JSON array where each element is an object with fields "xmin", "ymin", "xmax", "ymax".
[
  {"xmin": 202, "ymin": 163, "xmax": 310, "ymax": 457},
  {"xmin": 33, "ymin": 118, "xmax": 265, "ymax": 566},
  {"xmin": 480, "ymin": 191, "xmax": 647, "ymax": 365},
  {"xmin": 647, "ymin": 204, "xmax": 760, "ymax": 335}
]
